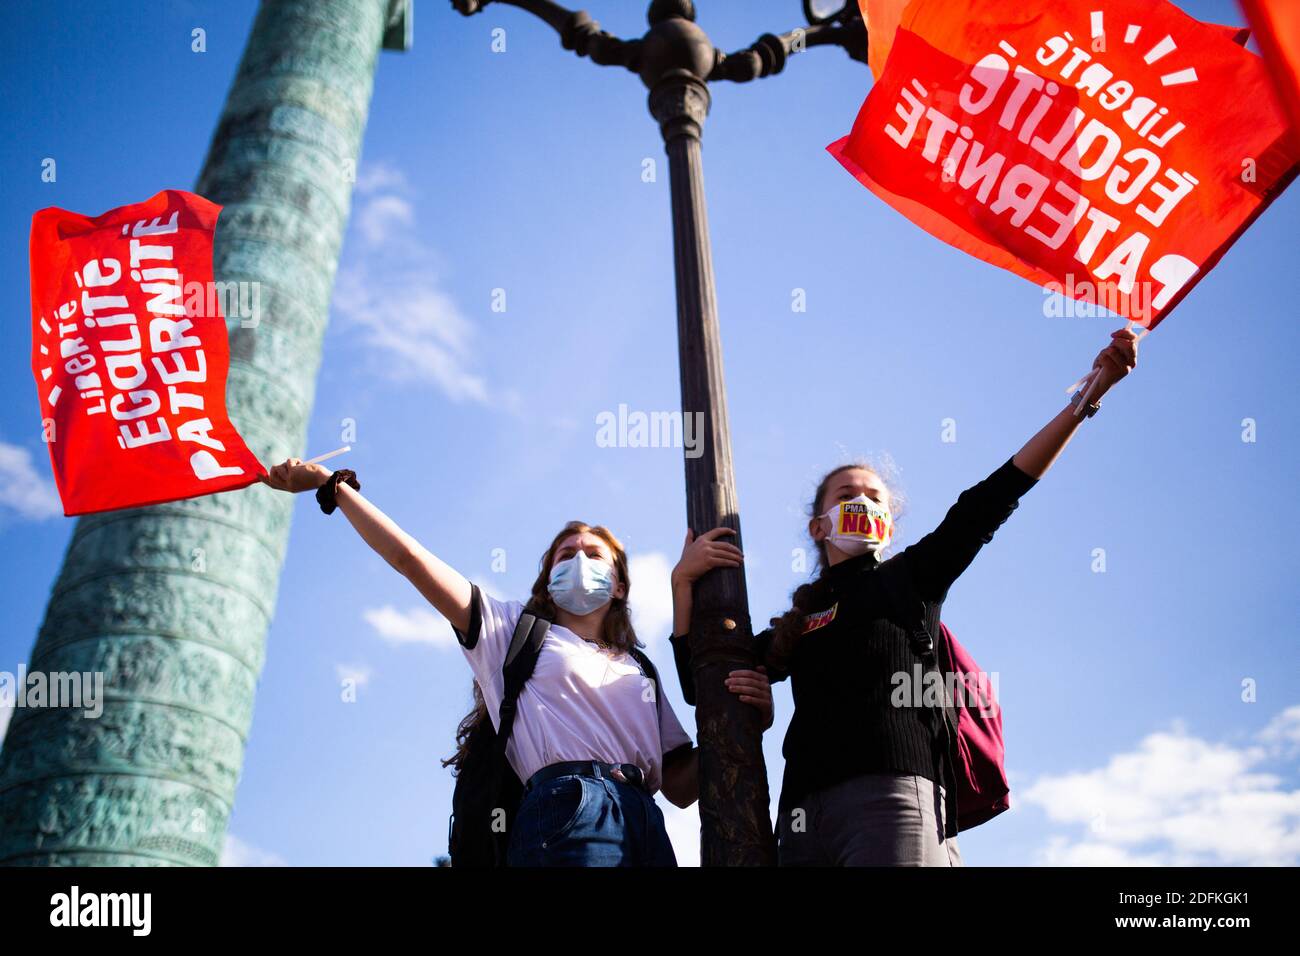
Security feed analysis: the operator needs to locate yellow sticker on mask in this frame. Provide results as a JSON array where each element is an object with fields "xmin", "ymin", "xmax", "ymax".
[{"xmin": 836, "ymin": 501, "xmax": 892, "ymax": 543}]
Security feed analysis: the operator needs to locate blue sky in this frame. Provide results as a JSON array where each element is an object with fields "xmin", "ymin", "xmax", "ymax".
[{"xmin": 1, "ymin": 0, "xmax": 1297, "ymax": 866}]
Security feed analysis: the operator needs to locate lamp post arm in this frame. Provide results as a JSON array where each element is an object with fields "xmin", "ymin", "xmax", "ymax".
[
  {"xmin": 450, "ymin": 0, "xmax": 642, "ymax": 72},
  {"xmin": 708, "ymin": 17, "xmax": 867, "ymax": 83}
]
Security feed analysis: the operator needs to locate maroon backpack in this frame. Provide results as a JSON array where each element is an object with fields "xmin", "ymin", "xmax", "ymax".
[
  {"xmin": 937, "ymin": 621, "xmax": 1010, "ymax": 830},
  {"xmin": 884, "ymin": 563, "xmax": 1010, "ymax": 833}
]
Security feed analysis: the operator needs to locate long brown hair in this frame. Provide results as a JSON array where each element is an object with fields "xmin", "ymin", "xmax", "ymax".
[
  {"xmin": 442, "ymin": 520, "xmax": 638, "ymax": 774},
  {"xmin": 523, "ymin": 520, "xmax": 638, "ymax": 654},
  {"xmin": 764, "ymin": 463, "xmax": 902, "ymax": 677}
]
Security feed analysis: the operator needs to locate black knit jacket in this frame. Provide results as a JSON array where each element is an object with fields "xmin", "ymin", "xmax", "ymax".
[{"xmin": 670, "ymin": 457, "xmax": 1038, "ymax": 815}]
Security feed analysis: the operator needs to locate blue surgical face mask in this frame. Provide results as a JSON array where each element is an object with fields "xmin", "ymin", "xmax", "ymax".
[{"xmin": 547, "ymin": 551, "xmax": 618, "ymax": 616}]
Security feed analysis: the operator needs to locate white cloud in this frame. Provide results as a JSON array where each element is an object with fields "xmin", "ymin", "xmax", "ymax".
[
  {"xmin": 220, "ymin": 833, "xmax": 287, "ymax": 867},
  {"xmin": 1021, "ymin": 706, "xmax": 1300, "ymax": 866},
  {"xmin": 335, "ymin": 275, "xmax": 487, "ymax": 403},
  {"xmin": 355, "ymin": 160, "xmax": 410, "ymax": 196},
  {"xmin": 355, "ymin": 194, "xmax": 414, "ymax": 246},
  {"xmin": 0, "ymin": 441, "xmax": 62, "ymax": 520},
  {"xmin": 628, "ymin": 551, "xmax": 673, "ymax": 650},
  {"xmin": 658, "ymin": 799, "xmax": 700, "ymax": 867},
  {"xmin": 334, "ymin": 663, "xmax": 372, "ymax": 688},
  {"xmin": 334, "ymin": 161, "xmax": 490, "ymax": 404},
  {"xmin": 363, "ymin": 604, "xmax": 458, "ymax": 650},
  {"xmin": 362, "ymin": 575, "xmax": 504, "ymax": 651},
  {"xmin": 1260, "ymin": 704, "xmax": 1300, "ymax": 754}
]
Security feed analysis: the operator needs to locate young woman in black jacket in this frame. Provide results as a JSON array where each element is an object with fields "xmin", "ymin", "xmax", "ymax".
[{"xmin": 669, "ymin": 327, "xmax": 1140, "ymax": 866}]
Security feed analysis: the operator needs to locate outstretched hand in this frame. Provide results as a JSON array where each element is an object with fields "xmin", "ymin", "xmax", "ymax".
[
  {"xmin": 1089, "ymin": 326, "xmax": 1140, "ymax": 396},
  {"xmin": 258, "ymin": 457, "xmax": 330, "ymax": 494}
]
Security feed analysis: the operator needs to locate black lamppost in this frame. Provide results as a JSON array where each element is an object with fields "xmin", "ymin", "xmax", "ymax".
[{"xmin": 452, "ymin": 0, "xmax": 867, "ymax": 867}]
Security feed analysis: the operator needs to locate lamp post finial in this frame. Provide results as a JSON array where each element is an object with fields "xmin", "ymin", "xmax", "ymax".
[{"xmin": 648, "ymin": 0, "xmax": 695, "ymax": 26}]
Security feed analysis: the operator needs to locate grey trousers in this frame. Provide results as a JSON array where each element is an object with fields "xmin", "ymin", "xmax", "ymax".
[{"xmin": 777, "ymin": 772, "xmax": 964, "ymax": 867}]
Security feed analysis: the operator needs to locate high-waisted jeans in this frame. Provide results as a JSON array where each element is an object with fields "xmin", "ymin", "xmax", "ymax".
[
  {"xmin": 507, "ymin": 769, "xmax": 678, "ymax": 867},
  {"xmin": 776, "ymin": 772, "xmax": 964, "ymax": 867}
]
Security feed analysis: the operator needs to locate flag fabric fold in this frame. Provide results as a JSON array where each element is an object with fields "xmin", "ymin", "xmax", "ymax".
[{"xmin": 1241, "ymin": 0, "xmax": 1300, "ymax": 134}]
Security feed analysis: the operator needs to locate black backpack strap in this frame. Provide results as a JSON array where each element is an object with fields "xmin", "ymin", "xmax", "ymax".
[
  {"xmin": 881, "ymin": 558, "xmax": 961, "ymax": 837},
  {"xmin": 482, "ymin": 607, "xmax": 549, "ymax": 867},
  {"xmin": 630, "ymin": 647, "xmax": 664, "ymax": 725},
  {"xmin": 496, "ymin": 608, "xmax": 550, "ymax": 754}
]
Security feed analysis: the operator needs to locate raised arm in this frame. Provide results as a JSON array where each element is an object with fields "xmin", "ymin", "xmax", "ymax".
[
  {"xmin": 259, "ymin": 460, "xmax": 473, "ymax": 633},
  {"xmin": 1013, "ymin": 327, "xmax": 1139, "ymax": 478},
  {"xmin": 905, "ymin": 327, "xmax": 1140, "ymax": 602}
]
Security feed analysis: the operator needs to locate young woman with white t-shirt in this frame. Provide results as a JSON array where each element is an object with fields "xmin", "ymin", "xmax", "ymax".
[{"xmin": 259, "ymin": 463, "xmax": 773, "ymax": 866}]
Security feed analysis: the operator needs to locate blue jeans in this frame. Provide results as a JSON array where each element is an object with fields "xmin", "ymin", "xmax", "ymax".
[{"xmin": 507, "ymin": 770, "xmax": 678, "ymax": 867}]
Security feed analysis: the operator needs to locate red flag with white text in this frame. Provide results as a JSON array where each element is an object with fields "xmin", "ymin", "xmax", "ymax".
[
  {"xmin": 832, "ymin": 0, "xmax": 1298, "ymax": 327},
  {"xmin": 30, "ymin": 189, "xmax": 265, "ymax": 516}
]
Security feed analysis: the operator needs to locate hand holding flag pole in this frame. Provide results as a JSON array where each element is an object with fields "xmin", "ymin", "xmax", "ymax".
[
  {"xmin": 1067, "ymin": 321, "xmax": 1146, "ymax": 416},
  {"xmin": 258, "ymin": 446, "xmax": 351, "ymax": 495}
]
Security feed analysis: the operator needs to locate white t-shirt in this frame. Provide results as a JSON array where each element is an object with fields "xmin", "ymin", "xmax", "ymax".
[{"xmin": 455, "ymin": 588, "xmax": 694, "ymax": 794}]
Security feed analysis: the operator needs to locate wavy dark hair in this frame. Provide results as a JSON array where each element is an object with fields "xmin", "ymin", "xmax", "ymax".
[{"xmin": 442, "ymin": 520, "xmax": 637, "ymax": 775}]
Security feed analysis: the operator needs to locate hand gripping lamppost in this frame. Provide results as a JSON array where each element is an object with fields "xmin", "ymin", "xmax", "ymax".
[
  {"xmin": 452, "ymin": 0, "xmax": 871, "ymax": 866},
  {"xmin": 0, "ymin": 0, "xmax": 411, "ymax": 866}
]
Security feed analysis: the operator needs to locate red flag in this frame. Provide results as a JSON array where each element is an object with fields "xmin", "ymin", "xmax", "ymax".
[
  {"xmin": 862, "ymin": 0, "xmax": 911, "ymax": 79},
  {"xmin": 30, "ymin": 189, "xmax": 264, "ymax": 516},
  {"xmin": 865, "ymin": 1, "xmax": 1249, "ymax": 82},
  {"xmin": 1241, "ymin": 0, "xmax": 1300, "ymax": 134},
  {"xmin": 831, "ymin": 0, "xmax": 1299, "ymax": 328}
]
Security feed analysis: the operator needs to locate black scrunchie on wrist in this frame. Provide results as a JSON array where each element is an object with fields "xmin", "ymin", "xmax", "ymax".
[{"xmin": 315, "ymin": 469, "xmax": 360, "ymax": 515}]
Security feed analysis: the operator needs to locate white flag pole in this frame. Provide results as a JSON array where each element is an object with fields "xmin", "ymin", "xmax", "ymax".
[{"xmin": 304, "ymin": 445, "xmax": 351, "ymax": 465}]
